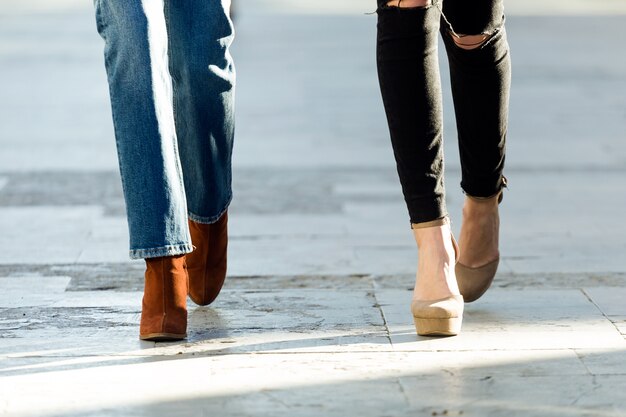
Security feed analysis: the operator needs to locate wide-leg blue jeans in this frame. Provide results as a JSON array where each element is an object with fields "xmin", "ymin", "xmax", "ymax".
[{"xmin": 94, "ymin": 0, "xmax": 235, "ymax": 259}]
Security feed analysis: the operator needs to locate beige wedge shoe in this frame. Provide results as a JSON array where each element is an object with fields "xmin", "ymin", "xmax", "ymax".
[
  {"xmin": 455, "ymin": 258, "xmax": 499, "ymax": 302},
  {"xmin": 456, "ymin": 189, "xmax": 504, "ymax": 303},
  {"xmin": 411, "ymin": 217, "xmax": 464, "ymax": 337},
  {"xmin": 411, "ymin": 295, "xmax": 464, "ymax": 336}
]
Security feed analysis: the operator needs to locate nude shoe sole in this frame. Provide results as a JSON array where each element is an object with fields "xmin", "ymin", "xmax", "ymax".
[
  {"xmin": 455, "ymin": 257, "xmax": 499, "ymax": 303},
  {"xmin": 413, "ymin": 317, "xmax": 463, "ymax": 337},
  {"xmin": 411, "ymin": 295, "xmax": 464, "ymax": 336}
]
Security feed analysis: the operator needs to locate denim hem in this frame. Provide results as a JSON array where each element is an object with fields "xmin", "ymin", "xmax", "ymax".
[
  {"xmin": 130, "ymin": 243, "xmax": 194, "ymax": 260},
  {"xmin": 406, "ymin": 194, "xmax": 448, "ymax": 225},
  {"xmin": 461, "ymin": 175, "xmax": 507, "ymax": 199},
  {"xmin": 410, "ymin": 215, "xmax": 449, "ymax": 229},
  {"xmin": 187, "ymin": 193, "xmax": 232, "ymax": 225},
  {"xmin": 409, "ymin": 211, "xmax": 449, "ymax": 226}
]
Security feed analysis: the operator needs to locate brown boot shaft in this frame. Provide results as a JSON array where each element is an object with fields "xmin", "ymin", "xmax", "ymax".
[
  {"xmin": 187, "ymin": 212, "xmax": 228, "ymax": 306},
  {"xmin": 140, "ymin": 255, "xmax": 188, "ymax": 341}
]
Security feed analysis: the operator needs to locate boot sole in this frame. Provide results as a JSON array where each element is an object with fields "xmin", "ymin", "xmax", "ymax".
[
  {"xmin": 188, "ymin": 293, "xmax": 217, "ymax": 307},
  {"xmin": 140, "ymin": 332, "xmax": 187, "ymax": 341}
]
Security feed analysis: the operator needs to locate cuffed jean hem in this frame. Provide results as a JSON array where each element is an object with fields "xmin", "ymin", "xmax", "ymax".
[
  {"xmin": 461, "ymin": 175, "xmax": 507, "ymax": 199},
  {"xmin": 187, "ymin": 193, "xmax": 232, "ymax": 225},
  {"xmin": 406, "ymin": 194, "xmax": 448, "ymax": 225},
  {"xmin": 130, "ymin": 243, "xmax": 194, "ymax": 260}
]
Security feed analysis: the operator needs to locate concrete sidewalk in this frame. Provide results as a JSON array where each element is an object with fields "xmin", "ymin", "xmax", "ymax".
[{"xmin": 1, "ymin": 1, "xmax": 626, "ymax": 416}]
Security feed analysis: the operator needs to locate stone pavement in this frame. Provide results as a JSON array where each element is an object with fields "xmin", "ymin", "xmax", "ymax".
[{"xmin": 1, "ymin": 0, "xmax": 626, "ymax": 416}]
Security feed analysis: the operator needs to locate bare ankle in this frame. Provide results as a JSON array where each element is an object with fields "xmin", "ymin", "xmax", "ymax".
[
  {"xmin": 413, "ymin": 225, "xmax": 446, "ymax": 249},
  {"xmin": 463, "ymin": 197, "xmax": 499, "ymax": 216}
]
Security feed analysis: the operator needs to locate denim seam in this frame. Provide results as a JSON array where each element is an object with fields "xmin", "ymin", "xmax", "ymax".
[
  {"xmin": 95, "ymin": 7, "xmax": 127, "ymax": 201},
  {"xmin": 163, "ymin": 0, "xmax": 189, "ymax": 237},
  {"xmin": 93, "ymin": 0, "xmax": 104, "ymax": 32},
  {"xmin": 102, "ymin": 34, "xmax": 133, "ymax": 234},
  {"xmin": 163, "ymin": 0, "xmax": 193, "ymax": 248},
  {"xmin": 130, "ymin": 243, "xmax": 194, "ymax": 260},
  {"xmin": 188, "ymin": 191, "xmax": 232, "ymax": 224}
]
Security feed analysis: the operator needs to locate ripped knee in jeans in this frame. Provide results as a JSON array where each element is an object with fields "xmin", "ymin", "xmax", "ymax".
[
  {"xmin": 385, "ymin": 0, "xmax": 431, "ymax": 8},
  {"xmin": 450, "ymin": 33, "xmax": 492, "ymax": 50},
  {"xmin": 440, "ymin": 10, "xmax": 506, "ymax": 51}
]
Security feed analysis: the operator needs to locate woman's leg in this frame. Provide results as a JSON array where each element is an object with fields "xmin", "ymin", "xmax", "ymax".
[
  {"xmin": 94, "ymin": 0, "xmax": 192, "ymax": 340},
  {"xmin": 377, "ymin": 0, "xmax": 447, "ymax": 225},
  {"xmin": 441, "ymin": 0, "xmax": 510, "ymax": 199},
  {"xmin": 441, "ymin": 0, "xmax": 511, "ymax": 300},
  {"xmin": 165, "ymin": 0, "xmax": 235, "ymax": 306},
  {"xmin": 166, "ymin": 0, "xmax": 235, "ymax": 224},
  {"xmin": 94, "ymin": 0, "xmax": 192, "ymax": 260},
  {"xmin": 376, "ymin": 0, "xmax": 461, "ymax": 336}
]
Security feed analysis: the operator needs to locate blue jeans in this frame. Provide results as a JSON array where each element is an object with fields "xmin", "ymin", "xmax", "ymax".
[{"xmin": 94, "ymin": 0, "xmax": 235, "ymax": 259}]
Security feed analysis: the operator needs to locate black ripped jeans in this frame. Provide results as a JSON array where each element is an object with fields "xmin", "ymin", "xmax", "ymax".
[{"xmin": 376, "ymin": 0, "xmax": 510, "ymax": 224}]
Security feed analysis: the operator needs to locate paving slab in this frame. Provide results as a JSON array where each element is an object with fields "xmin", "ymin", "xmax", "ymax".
[
  {"xmin": 1, "ymin": 0, "xmax": 626, "ymax": 416},
  {"xmin": 0, "ymin": 276, "xmax": 70, "ymax": 308},
  {"xmin": 583, "ymin": 288, "xmax": 626, "ymax": 318},
  {"xmin": 2, "ymin": 284, "xmax": 625, "ymax": 357},
  {"xmin": 0, "ymin": 207, "xmax": 103, "ymax": 264},
  {"xmin": 2, "ymin": 350, "xmax": 625, "ymax": 417},
  {"xmin": 378, "ymin": 289, "xmax": 626, "ymax": 350}
]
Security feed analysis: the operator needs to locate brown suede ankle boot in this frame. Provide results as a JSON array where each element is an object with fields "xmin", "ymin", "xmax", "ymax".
[
  {"xmin": 187, "ymin": 212, "xmax": 228, "ymax": 306},
  {"xmin": 140, "ymin": 255, "xmax": 188, "ymax": 341}
]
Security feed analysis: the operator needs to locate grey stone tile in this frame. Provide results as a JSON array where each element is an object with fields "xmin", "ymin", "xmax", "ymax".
[
  {"xmin": 1, "ymin": 266, "xmax": 623, "ymax": 294},
  {"xmin": 77, "ymin": 217, "xmax": 129, "ymax": 263},
  {"xmin": 399, "ymin": 374, "xmax": 626, "ymax": 417},
  {"xmin": 374, "ymin": 272, "xmax": 626, "ymax": 291},
  {"xmin": 583, "ymin": 288, "xmax": 626, "ymax": 318},
  {"xmin": 0, "ymin": 263, "xmax": 146, "ymax": 292},
  {"xmin": 0, "ymin": 354, "xmax": 157, "ymax": 378},
  {"xmin": 0, "ymin": 324, "xmax": 145, "ymax": 358},
  {"xmin": 0, "ymin": 276, "xmax": 69, "ymax": 308},
  {"xmin": 576, "ymin": 349, "xmax": 626, "ymax": 376},
  {"xmin": 175, "ymin": 289, "xmax": 391, "ymax": 354},
  {"xmin": 1, "ymin": 288, "xmax": 390, "ymax": 357},
  {"xmin": 615, "ymin": 319, "xmax": 626, "ymax": 337},
  {"xmin": 0, "ymin": 206, "xmax": 103, "ymax": 264},
  {"xmin": 50, "ymin": 291, "xmax": 142, "ymax": 308},
  {"xmin": 230, "ymin": 239, "xmax": 415, "ymax": 277},
  {"xmin": 0, "ymin": 352, "xmax": 619, "ymax": 417},
  {"xmin": 0, "ymin": 172, "xmax": 124, "ymax": 216},
  {"xmin": 447, "ymin": 171, "xmax": 626, "ymax": 275},
  {"xmin": 377, "ymin": 289, "xmax": 626, "ymax": 350}
]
